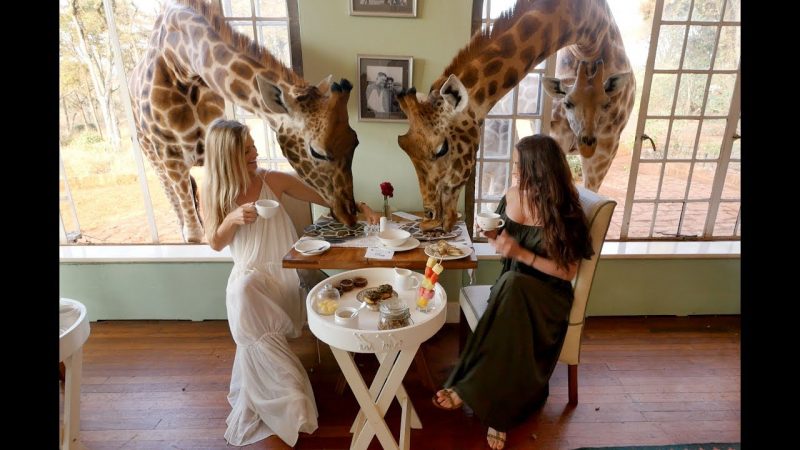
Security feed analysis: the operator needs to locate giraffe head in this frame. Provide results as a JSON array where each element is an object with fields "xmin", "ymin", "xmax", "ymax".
[
  {"xmin": 255, "ymin": 76, "xmax": 360, "ymax": 226},
  {"xmin": 543, "ymin": 60, "xmax": 632, "ymax": 158},
  {"xmin": 396, "ymin": 74, "xmax": 479, "ymax": 231}
]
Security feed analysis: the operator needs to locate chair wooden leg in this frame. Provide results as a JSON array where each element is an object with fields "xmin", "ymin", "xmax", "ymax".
[
  {"xmin": 568, "ymin": 364, "xmax": 578, "ymax": 405},
  {"xmin": 335, "ymin": 373, "xmax": 348, "ymax": 396}
]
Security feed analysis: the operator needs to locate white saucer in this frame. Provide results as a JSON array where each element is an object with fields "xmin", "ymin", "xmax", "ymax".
[
  {"xmin": 424, "ymin": 242, "xmax": 473, "ymax": 260},
  {"xmin": 380, "ymin": 237, "xmax": 420, "ymax": 252},
  {"xmin": 294, "ymin": 239, "xmax": 331, "ymax": 255}
]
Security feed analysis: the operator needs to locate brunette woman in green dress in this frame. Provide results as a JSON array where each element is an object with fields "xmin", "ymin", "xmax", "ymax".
[{"xmin": 433, "ymin": 134, "xmax": 594, "ymax": 449}]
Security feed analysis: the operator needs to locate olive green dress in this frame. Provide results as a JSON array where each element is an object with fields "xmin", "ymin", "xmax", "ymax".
[{"xmin": 445, "ymin": 197, "xmax": 593, "ymax": 431}]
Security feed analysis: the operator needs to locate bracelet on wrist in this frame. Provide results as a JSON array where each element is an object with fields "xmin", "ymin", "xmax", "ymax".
[{"xmin": 530, "ymin": 252, "xmax": 537, "ymax": 267}]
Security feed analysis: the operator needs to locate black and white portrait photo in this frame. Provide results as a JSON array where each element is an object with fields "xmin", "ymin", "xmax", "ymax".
[
  {"xmin": 349, "ymin": 0, "xmax": 417, "ymax": 17},
  {"xmin": 358, "ymin": 55, "xmax": 413, "ymax": 122}
]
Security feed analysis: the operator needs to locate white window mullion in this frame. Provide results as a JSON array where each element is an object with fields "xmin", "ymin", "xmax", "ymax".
[
  {"xmin": 103, "ymin": 0, "xmax": 159, "ymax": 243},
  {"xmin": 703, "ymin": 64, "xmax": 740, "ymax": 235}
]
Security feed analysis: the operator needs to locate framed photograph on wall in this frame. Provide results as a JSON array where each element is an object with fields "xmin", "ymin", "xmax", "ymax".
[
  {"xmin": 349, "ymin": 0, "xmax": 418, "ymax": 18},
  {"xmin": 357, "ymin": 55, "xmax": 414, "ymax": 122}
]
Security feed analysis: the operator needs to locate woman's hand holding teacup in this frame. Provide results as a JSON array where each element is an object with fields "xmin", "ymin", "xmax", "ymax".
[{"xmin": 229, "ymin": 202, "xmax": 258, "ymax": 226}]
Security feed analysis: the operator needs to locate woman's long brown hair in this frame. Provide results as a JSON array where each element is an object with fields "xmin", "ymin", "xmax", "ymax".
[{"xmin": 515, "ymin": 134, "xmax": 592, "ymax": 270}]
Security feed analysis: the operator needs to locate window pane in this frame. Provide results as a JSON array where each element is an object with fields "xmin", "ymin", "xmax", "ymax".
[
  {"xmin": 714, "ymin": 26, "xmax": 740, "ymax": 70},
  {"xmin": 663, "ymin": 0, "xmax": 691, "ymax": 20},
  {"xmin": 674, "ymin": 74, "xmax": 707, "ymax": 116},
  {"xmin": 489, "ymin": 0, "xmax": 517, "ymax": 18},
  {"xmin": 489, "ymin": 89, "xmax": 514, "ymax": 115},
  {"xmin": 634, "ymin": 163, "xmax": 660, "ymax": 200},
  {"xmin": 661, "ymin": 162, "xmax": 691, "ymax": 199},
  {"xmin": 647, "ymin": 74, "xmax": 677, "ymax": 116},
  {"xmin": 688, "ymin": 162, "xmax": 716, "ymax": 199},
  {"xmin": 667, "ymin": 119, "xmax": 699, "ymax": 159},
  {"xmin": 713, "ymin": 201, "xmax": 740, "ymax": 236},
  {"xmin": 628, "ymin": 202, "xmax": 655, "ymax": 238},
  {"xmin": 705, "ymin": 73, "xmax": 736, "ymax": 116},
  {"xmin": 655, "ymin": 25, "xmax": 685, "ymax": 70},
  {"xmin": 683, "ymin": 26, "xmax": 717, "ymax": 70},
  {"xmin": 723, "ymin": 0, "xmax": 741, "ymax": 21},
  {"xmin": 721, "ymin": 162, "xmax": 740, "ymax": 200},
  {"xmin": 256, "ymin": 0, "xmax": 287, "ymax": 17},
  {"xmin": 696, "ymin": 119, "xmax": 726, "ymax": 160},
  {"xmin": 680, "ymin": 202, "xmax": 708, "ymax": 237},
  {"xmin": 481, "ymin": 119, "xmax": 512, "ymax": 158},
  {"xmin": 258, "ymin": 23, "xmax": 290, "ymax": 66},
  {"xmin": 517, "ymin": 73, "xmax": 541, "ymax": 115},
  {"xmin": 222, "ymin": 0, "xmax": 252, "ymax": 17},
  {"xmin": 514, "ymin": 118, "xmax": 541, "ymax": 140},
  {"xmin": 691, "ymin": 0, "xmax": 724, "ymax": 21},
  {"xmin": 653, "ymin": 202, "xmax": 682, "ymax": 237},
  {"xmin": 605, "ymin": 207, "xmax": 622, "ymax": 240},
  {"xmin": 230, "ymin": 20, "xmax": 255, "ymax": 40},
  {"xmin": 641, "ymin": 119, "xmax": 668, "ymax": 160},
  {"xmin": 479, "ymin": 162, "xmax": 510, "ymax": 199}
]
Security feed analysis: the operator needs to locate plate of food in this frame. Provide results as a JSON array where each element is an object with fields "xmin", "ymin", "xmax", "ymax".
[
  {"xmin": 397, "ymin": 221, "xmax": 461, "ymax": 241},
  {"xmin": 424, "ymin": 240, "xmax": 473, "ymax": 260},
  {"xmin": 355, "ymin": 284, "xmax": 399, "ymax": 311}
]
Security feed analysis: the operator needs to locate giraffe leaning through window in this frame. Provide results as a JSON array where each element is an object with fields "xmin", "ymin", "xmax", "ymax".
[
  {"xmin": 395, "ymin": 0, "xmax": 634, "ymax": 232},
  {"xmin": 129, "ymin": 0, "xmax": 360, "ymax": 242}
]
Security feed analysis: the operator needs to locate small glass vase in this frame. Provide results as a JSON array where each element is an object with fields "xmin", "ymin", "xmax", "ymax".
[{"xmin": 383, "ymin": 197, "xmax": 391, "ymax": 219}]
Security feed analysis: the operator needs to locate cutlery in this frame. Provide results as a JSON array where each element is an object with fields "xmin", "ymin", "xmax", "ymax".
[{"xmin": 301, "ymin": 245, "xmax": 327, "ymax": 254}]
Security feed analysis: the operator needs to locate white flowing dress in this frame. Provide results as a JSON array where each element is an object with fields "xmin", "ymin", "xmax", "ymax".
[{"xmin": 223, "ymin": 180, "xmax": 319, "ymax": 447}]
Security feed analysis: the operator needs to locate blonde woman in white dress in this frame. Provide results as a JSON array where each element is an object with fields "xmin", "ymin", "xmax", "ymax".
[{"xmin": 201, "ymin": 119, "xmax": 379, "ymax": 447}]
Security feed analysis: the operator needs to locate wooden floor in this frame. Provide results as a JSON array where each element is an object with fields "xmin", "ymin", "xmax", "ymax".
[{"xmin": 63, "ymin": 316, "xmax": 741, "ymax": 449}]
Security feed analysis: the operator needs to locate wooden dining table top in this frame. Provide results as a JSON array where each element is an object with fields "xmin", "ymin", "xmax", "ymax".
[{"xmin": 281, "ymin": 213, "xmax": 478, "ymax": 270}]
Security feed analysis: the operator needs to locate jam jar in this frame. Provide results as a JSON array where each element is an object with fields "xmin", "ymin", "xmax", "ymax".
[
  {"xmin": 378, "ymin": 298, "xmax": 413, "ymax": 330},
  {"xmin": 314, "ymin": 283, "xmax": 340, "ymax": 316}
]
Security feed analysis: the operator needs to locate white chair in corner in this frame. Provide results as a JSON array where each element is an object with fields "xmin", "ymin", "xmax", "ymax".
[
  {"xmin": 60, "ymin": 298, "xmax": 90, "ymax": 450},
  {"xmin": 459, "ymin": 186, "xmax": 616, "ymax": 405}
]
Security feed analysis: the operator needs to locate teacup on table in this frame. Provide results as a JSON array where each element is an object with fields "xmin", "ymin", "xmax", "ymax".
[
  {"xmin": 476, "ymin": 212, "xmax": 505, "ymax": 231},
  {"xmin": 255, "ymin": 199, "xmax": 279, "ymax": 219}
]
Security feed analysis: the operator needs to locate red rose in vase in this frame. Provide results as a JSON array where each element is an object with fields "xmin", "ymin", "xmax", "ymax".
[
  {"xmin": 380, "ymin": 181, "xmax": 394, "ymax": 198},
  {"xmin": 380, "ymin": 182, "xmax": 394, "ymax": 218}
]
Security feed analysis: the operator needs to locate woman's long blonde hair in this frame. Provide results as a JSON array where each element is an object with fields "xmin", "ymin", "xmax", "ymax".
[{"xmin": 201, "ymin": 119, "xmax": 251, "ymax": 242}]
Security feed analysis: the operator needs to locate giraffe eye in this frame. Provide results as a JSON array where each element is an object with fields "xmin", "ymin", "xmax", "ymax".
[
  {"xmin": 433, "ymin": 140, "xmax": 449, "ymax": 159},
  {"xmin": 309, "ymin": 145, "xmax": 331, "ymax": 161}
]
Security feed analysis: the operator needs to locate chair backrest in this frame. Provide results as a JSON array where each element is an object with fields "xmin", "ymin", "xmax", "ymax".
[
  {"xmin": 280, "ymin": 171, "xmax": 313, "ymax": 238},
  {"xmin": 559, "ymin": 186, "xmax": 616, "ymax": 365}
]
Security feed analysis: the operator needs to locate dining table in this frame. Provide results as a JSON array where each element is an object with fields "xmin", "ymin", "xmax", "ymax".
[{"xmin": 281, "ymin": 212, "xmax": 478, "ymax": 271}]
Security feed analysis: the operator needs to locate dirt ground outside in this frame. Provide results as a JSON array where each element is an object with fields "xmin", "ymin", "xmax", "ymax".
[{"xmin": 60, "ymin": 146, "xmax": 740, "ymax": 245}]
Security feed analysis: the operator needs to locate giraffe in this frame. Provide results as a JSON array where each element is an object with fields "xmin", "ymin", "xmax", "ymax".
[
  {"xmin": 129, "ymin": 0, "xmax": 360, "ymax": 242},
  {"xmin": 395, "ymin": 0, "xmax": 635, "ymax": 231}
]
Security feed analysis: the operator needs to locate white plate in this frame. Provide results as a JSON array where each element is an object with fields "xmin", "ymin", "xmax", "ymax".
[
  {"xmin": 379, "ymin": 237, "xmax": 420, "ymax": 252},
  {"xmin": 294, "ymin": 239, "xmax": 331, "ymax": 255},
  {"xmin": 424, "ymin": 242, "xmax": 473, "ymax": 260}
]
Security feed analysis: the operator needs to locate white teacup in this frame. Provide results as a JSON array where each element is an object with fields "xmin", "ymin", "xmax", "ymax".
[
  {"xmin": 476, "ymin": 212, "xmax": 505, "ymax": 230},
  {"xmin": 393, "ymin": 267, "xmax": 421, "ymax": 291},
  {"xmin": 255, "ymin": 199, "xmax": 279, "ymax": 219}
]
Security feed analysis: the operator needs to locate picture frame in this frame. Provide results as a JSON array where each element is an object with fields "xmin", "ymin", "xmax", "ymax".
[
  {"xmin": 357, "ymin": 55, "xmax": 414, "ymax": 122},
  {"xmin": 349, "ymin": 0, "xmax": 418, "ymax": 18}
]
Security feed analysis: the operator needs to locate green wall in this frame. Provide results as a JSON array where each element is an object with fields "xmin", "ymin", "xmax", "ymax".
[
  {"xmin": 59, "ymin": 258, "xmax": 740, "ymax": 322},
  {"xmin": 298, "ymin": 0, "xmax": 472, "ymax": 213}
]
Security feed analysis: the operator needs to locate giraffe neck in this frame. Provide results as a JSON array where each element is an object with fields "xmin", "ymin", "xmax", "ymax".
[
  {"xmin": 162, "ymin": 0, "xmax": 303, "ymax": 126},
  {"xmin": 437, "ymin": 0, "xmax": 614, "ymax": 118}
]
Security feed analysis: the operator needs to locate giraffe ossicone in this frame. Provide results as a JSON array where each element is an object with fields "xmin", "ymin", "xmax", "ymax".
[
  {"xmin": 130, "ymin": 0, "xmax": 360, "ymax": 242},
  {"xmin": 396, "ymin": 0, "xmax": 635, "ymax": 231}
]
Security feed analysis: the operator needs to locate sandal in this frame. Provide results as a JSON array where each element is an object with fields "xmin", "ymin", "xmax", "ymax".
[
  {"xmin": 487, "ymin": 428, "xmax": 506, "ymax": 450},
  {"xmin": 431, "ymin": 388, "xmax": 462, "ymax": 411}
]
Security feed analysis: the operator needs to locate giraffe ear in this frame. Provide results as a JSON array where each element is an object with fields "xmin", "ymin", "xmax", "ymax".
[
  {"xmin": 542, "ymin": 77, "xmax": 568, "ymax": 98},
  {"xmin": 439, "ymin": 74, "xmax": 469, "ymax": 113},
  {"xmin": 603, "ymin": 71, "xmax": 632, "ymax": 96},
  {"xmin": 256, "ymin": 74, "xmax": 290, "ymax": 115},
  {"xmin": 316, "ymin": 74, "xmax": 334, "ymax": 96}
]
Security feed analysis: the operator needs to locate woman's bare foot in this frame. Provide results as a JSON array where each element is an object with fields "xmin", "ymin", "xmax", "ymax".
[
  {"xmin": 487, "ymin": 427, "xmax": 506, "ymax": 449},
  {"xmin": 432, "ymin": 388, "xmax": 463, "ymax": 410}
]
